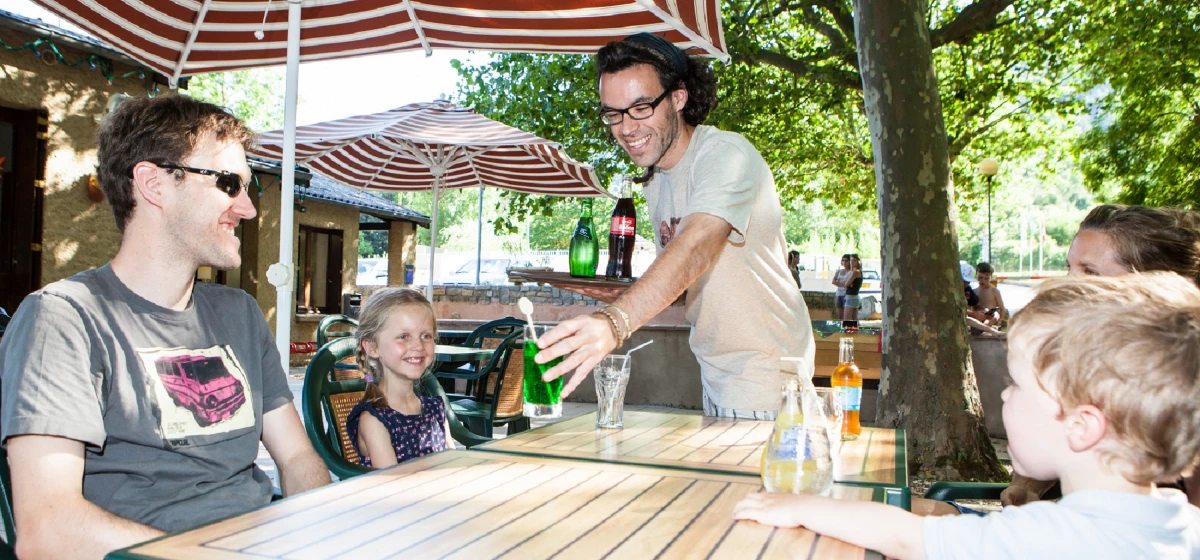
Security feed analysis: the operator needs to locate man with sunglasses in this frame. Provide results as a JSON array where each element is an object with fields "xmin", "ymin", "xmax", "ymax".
[
  {"xmin": 0, "ymin": 95, "xmax": 330, "ymax": 558},
  {"xmin": 536, "ymin": 34, "xmax": 816, "ymax": 420}
]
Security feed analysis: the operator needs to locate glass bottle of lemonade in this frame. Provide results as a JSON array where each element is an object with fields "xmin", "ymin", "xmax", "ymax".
[{"xmin": 831, "ymin": 337, "xmax": 862, "ymax": 440}]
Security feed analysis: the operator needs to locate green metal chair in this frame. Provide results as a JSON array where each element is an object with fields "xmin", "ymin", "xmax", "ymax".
[
  {"xmin": 923, "ymin": 482, "xmax": 1007, "ymax": 501},
  {"xmin": 316, "ymin": 314, "xmax": 358, "ymax": 348},
  {"xmin": 446, "ymin": 331, "xmax": 530, "ymax": 437},
  {"xmin": 436, "ymin": 317, "xmax": 531, "ymax": 437},
  {"xmin": 924, "ymin": 480, "xmax": 1059, "ymax": 502},
  {"xmin": 301, "ymin": 337, "xmax": 490, "ymax": 480}
]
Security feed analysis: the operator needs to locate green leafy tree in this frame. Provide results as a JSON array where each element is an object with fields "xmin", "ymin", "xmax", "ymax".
[
  {"xmin": 184, "ymin": 68, "xmax": 285, "ymax": 132},
  {"xmin": 1072, "ymin": 1, "xmax": 1200, "ymax": 206},
  {"xmin": 454, "ymin": 1, "xmax": 1088, "ymax": 220}
]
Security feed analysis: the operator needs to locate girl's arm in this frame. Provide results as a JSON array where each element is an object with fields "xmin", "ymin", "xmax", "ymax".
[
  {"xmin": 443, "ymin": 419, "xmax": 456, "ymax": 450},
  {"xmin": 733, "ymin": 493, "xmax": 926, "ymax": 560},
  {"xmin": 357, "ymin": 412, "xmax": 398, "ymax": 469}
]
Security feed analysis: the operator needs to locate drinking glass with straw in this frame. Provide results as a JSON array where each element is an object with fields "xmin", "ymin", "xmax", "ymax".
[
  {"xmin": 593, "ymin": 340, "xmax": 653, "ymax": 429},
  {"xmin": 519, "ymin": 297, "xmax": 563, "ymax": 419}
]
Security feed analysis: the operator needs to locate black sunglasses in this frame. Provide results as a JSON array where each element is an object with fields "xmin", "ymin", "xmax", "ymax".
[
  {"xmin": 598, "ymin": 89, "xmax": 673, "ymax": 126},
  {"xmin": 153, "ymin": 163, "xmax": 251, "ymax": 198}
]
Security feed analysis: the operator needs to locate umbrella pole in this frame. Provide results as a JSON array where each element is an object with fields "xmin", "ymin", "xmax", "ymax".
[
  {"xmin": 427, "ymin": 177, "xmax": 441, "ymax": 300},
  {"xmin": 272, "ymin": 0, "xmax": 302, "ymax": 374},
  {"xmin": 476, "ymin": 185, "xmax": 483, "ymax": 285}
]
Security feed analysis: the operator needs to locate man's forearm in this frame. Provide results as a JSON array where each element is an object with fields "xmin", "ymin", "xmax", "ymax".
[
  {"xmin": 278, "ymin": 448, "xmax": 332, "ymax": 496},
  {"xmin": 612, "ymin": 215, "xmax": 729, "ymax": 330},
  {"xmin": 17, "ymin": 497, "xmax": 162, "ymax": 560}
]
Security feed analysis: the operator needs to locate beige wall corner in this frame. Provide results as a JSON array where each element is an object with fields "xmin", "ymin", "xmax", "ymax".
[
  {"xmin": 0, "ymin": 26, "xmax": 157, "ymax": 286},
  {"xmin": 387, "ymin": 221, "xmax": 418, "ymax": 286}
]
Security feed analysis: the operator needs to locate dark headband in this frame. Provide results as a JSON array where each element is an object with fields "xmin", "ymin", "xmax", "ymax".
[{"xmin": 623, "ymin": 32, "xmax": 688, "ymax": 78}]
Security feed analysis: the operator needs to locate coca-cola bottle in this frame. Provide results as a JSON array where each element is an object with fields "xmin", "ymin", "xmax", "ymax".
[{"xmin": 605, "ymin": 175, "xmax": 636, "ymax": 282}]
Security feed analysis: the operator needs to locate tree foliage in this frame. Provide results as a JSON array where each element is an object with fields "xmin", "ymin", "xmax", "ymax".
[
  {"xmin": 454, "ymin": 1, "xmax": 1088, "ymax": 224},
  {"xmin": 184, "ymin": 68, "xmax": 285, "ymax": 133},
  {"xmin": 1072, "ymin": 1, "xmax": 1200, "ymax": 207}
]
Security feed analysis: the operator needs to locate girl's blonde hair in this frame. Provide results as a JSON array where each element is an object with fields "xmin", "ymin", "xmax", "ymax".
[{"xmin": 355, "ymin": 288, "xmax": 438, "ymax": 409}]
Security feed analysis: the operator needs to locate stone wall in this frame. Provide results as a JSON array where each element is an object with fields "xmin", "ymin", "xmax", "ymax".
[
  {"xmin": 434, "ymin": 284, "xmax": 597, "ymax": 306},
  {"xmin": 0, "ymin": 25, "xmax": 155, "ymax": 286}
]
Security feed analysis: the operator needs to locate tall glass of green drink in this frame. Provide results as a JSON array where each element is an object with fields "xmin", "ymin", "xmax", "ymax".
[{"xmin": 523, "ymin": 325, "xmax": 564, "ymax": 419}]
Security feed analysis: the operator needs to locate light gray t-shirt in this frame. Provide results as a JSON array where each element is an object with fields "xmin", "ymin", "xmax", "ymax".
[
  {"xmin": 644, "ymin": 125, "xmax": 815, "ymax": 411},
  {"xmin": 0, "ymin": 265, "xmax": 292, "ymax": 532},
  {"xmin": 924, "ymin": 489, "xmax": 1200, "ymax": 559}
]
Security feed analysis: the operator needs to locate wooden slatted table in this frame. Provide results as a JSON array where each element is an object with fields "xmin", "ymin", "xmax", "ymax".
[
  {"xmin": 108, "ymin": 450, "xmax": 885, "ymax": 560},
  {"xmin": 479, "ymin": 411, "xmax": 907, "ymax": 490}
]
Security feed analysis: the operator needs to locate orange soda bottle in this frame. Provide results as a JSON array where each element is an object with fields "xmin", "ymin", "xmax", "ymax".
[{"xmin": 831, "ymin": 337, "xmax": 862, "ymax": 440}]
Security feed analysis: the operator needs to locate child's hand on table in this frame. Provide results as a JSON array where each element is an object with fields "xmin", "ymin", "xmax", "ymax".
[{"xmin": 732, "ymin": 492, "xmax": 814, "ymax": 528}]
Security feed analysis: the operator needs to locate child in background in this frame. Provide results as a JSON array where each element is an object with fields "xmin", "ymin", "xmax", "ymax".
[
  {"xmin": 974, "ymin": 262, "xmax": 1007, "ymax": 328},
  {"xmin": 733, "ymin": 273, "xmax": 1200, "ymax": 559},
  {"xmin": 347, "ymin": 288, "xmax": 453, "ymax": 469}
]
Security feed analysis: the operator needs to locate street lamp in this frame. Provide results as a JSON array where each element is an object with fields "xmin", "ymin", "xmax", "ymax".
[{"xmin": 977, "ymin": 158, "xmax": 1000, "ymax": 262}]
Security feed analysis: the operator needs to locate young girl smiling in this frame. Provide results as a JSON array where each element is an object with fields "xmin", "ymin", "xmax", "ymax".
[{"xmin": 346, "ymin": 289, "xmax": 452, "ymax": 468}]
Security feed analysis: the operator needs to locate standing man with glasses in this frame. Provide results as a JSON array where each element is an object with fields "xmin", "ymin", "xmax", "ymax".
[
  {"xmin": 0, "ymin": 95, "xmax": 330, "ymax": 559},
  {"xmin": 536, "ymin": 33, "xmax": 816, "ymax": 420}
]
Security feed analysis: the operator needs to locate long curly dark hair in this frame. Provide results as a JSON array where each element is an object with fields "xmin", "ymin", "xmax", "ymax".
[{"xmin": 596, "ymin": 39, "xmax": 718, "ymax": 127}]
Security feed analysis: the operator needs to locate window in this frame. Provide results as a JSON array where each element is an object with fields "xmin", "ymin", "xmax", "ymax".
[{"xmin": 296, "ymin": 226, "xmax": 343, "ymax": 314}]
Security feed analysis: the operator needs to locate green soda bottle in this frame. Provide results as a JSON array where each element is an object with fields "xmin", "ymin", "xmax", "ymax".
[{"xmin": 569, "ymin": 198, "xmax": 599, "ymax": 278}]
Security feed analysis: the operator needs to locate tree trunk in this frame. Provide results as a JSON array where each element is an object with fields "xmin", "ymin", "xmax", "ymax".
[{"xmin": 852, "ymin": 0, "xmax": 1007, "ymax": 482}]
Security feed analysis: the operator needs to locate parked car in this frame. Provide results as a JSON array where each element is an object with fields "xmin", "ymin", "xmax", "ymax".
[
  {"xmin": 859, "ymin": 270, "xmax": 882, "ymax": 317},
  {"xmin": 442, "ymin": 258, "xmax": 531, "ymax": 285},
  {"xmin": 357, "ymin": 258, "xmax": 388, "ymax": 286},
  {"xmin": 860, "ymin": 270, "xmax": 882, "ymax": 294}
]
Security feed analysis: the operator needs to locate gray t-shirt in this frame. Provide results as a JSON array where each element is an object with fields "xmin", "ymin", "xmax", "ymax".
[
  {"xmin": 644, "ymin": 125, "xmax": 815, "ymax": 411},
  {"xmin": 0, "ymin": 265, "xmax": 292, "ymax": 532},
  {"xmin": 924, "ymin": 489, "xmax": 1200, "ymax": 559}
]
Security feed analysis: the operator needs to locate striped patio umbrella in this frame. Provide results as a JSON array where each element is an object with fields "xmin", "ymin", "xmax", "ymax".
[
  {"xmin": 33, "ymin": 1, "xmax": 729, "ymax": 86},
  {"xmin": 251, "ymin": 100, "xmax": 610, "ymax": 296},
  {"xmin": 33, "ymin": 0, "xmax": 729, "ymax": 372}
]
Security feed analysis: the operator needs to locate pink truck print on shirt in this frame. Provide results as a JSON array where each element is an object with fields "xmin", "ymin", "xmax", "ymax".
[{"xmin": 155, "ymin": 355, "xmax": 247, "ymax": 427}]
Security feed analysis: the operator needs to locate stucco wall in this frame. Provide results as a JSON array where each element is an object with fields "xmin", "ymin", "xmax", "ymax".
[
  {"xmin": 0, "ymin": 26, "xmax": 155, "ymax": 285},
  {"xmin": 248, "ymin": 172, "xmax": 360, "ymax": 336},
  {"xmin": 388, "ymin": 220, "xmax": 418, "ymax": 286},
  {"xmin": 295, "ymin": 195, "xmax": 360, "ymax": 311}
]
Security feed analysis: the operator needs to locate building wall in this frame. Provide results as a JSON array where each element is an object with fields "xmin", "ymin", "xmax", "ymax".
[
  {"xmin": 294, "ymin": 195, "xmax": 360, "ymax": 313},
  {"xmin": 248, "ymin": 174, "xmax": 359, "ymax": 336},
  {"xmin": 388, "ymin": 220, "xmax": 418, "ymax": 286},
  {"xmin": 0, "ymin": 25, "xmax": 156, "ymax": 285}
]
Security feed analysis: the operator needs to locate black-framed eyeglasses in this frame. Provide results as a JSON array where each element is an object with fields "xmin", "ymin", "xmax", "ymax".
[
  {"xmin": 153, "ymin": 163, "xmax": 251, "ymax": 198},
  {"xmin": 599, "ymin": 90, "xmax": 672, "ymax": 126}
]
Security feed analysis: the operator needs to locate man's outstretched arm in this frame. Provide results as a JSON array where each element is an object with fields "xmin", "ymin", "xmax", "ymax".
[
  {"xmin": 8, "ymin": 435, "xmax": 163, "ymax": 560},
  {"xmin": 261, "ymin": 403, "xmax": 331, "ymax": 496},
  {"xmin": 535, "ymin": 212, "xmax": 732, "ymax": 395}
]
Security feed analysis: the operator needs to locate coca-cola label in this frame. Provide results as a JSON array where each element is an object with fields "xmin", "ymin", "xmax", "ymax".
[{"xmin": 610, "ymin": 216, "xmax": 636, "ymax": 236}]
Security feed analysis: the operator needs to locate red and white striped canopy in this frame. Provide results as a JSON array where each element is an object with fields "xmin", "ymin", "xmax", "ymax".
[
  {"xmin": 251, "ymin": 100, "xmax": 609, "ymax": 197},
  {"xmin": 34, "ymin": 0, "xmax": 728, "ymax": 85}
]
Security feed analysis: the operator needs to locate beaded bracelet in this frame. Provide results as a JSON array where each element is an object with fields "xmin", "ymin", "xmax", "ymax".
[
  {"xmin": 594, "ymin": 307, "xmax": 628, "ymax": 345},
  {"xmin": 604, "ymin": 304, "xmax": 632, "ymax": 336}
]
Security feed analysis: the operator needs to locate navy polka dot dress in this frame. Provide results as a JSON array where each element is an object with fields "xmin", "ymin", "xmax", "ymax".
[{"xmin": 346, "ymin": 396, "xmax": 449, "ymax": 467}]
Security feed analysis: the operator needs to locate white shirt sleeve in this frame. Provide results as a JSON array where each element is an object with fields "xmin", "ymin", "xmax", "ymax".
[{"xmin": 923, "ymin": 503, "xmax": 1101, "ymax": 560}]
